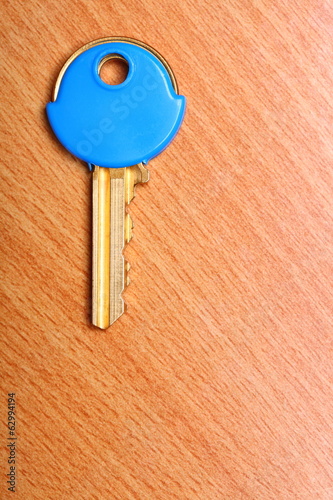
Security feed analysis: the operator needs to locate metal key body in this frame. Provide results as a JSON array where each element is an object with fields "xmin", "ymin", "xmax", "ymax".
[
  {"xmin": 92, "ymin": 164, "xmax": 148, "ymax": 328},
  {"xmin": 47, "ymin": 37, "xmax": 186, "ymax": 328}
]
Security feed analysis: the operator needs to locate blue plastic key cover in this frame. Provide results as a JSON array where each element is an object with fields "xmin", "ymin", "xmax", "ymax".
[{"xmin": 47, "ymin": 42, "xmax": 186, "ymax": 168}]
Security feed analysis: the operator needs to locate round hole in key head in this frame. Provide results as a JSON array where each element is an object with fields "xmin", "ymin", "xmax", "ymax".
[{"xmin": 98, "ymin": 54, "xmax": 129, "ymax": 86}]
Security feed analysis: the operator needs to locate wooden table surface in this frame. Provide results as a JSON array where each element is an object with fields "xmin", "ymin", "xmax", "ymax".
[{"xmin": 1, "ymin": 1, "xmax": 333, "ymax": 498}]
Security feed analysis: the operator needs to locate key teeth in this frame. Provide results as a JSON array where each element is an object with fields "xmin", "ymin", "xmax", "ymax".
[
  {"xmin": 125, "ymin": 163, "xmax": 150, "ymax": 204},
  {"xmin": 125, "ymin": 213, "xmax": 134, "ymax": 243},
  {"xmin": 125, "ymin": 260, "xmax": 131, "ymax": 288},
  {"xmin": 138, "ymin": 163, "xmax": 150, "ymax": 183},
  {"xmin": 122, "ymin": 164, "xmax": 149, "ymax": 310}
]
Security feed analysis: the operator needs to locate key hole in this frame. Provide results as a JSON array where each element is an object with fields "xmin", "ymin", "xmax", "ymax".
[{"xmin": 99, "ymin": 54, "xmax": 129, "ymax": 86}]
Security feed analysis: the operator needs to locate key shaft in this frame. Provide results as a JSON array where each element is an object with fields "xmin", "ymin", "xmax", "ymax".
[{"xmin": 92, "ymin": 164, "xmax": 149, "ymax": 329}]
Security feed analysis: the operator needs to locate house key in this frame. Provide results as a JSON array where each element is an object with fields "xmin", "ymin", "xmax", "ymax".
[{"xmin": 47, "ymin": 37, "xmax": 186, "ymax": 329}]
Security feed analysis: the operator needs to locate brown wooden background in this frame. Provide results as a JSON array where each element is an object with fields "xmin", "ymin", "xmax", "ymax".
[{"xmin": 1, "ymin": 1, "xmax": 333, "ymax": 498}]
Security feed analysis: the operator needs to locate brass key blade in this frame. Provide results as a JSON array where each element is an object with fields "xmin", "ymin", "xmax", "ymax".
[
  {"xmin": 92, "ymin": 166, "xmax": 124, "ymax": 329},
  {"xmin": 92, "ymin": 164, "xmax": 149, "ymax": 329}
]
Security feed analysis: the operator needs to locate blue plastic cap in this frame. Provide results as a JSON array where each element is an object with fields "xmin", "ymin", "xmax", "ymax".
[{"xmin": 47, "ymin": 42, "xmax": 186, "ymax": 168}]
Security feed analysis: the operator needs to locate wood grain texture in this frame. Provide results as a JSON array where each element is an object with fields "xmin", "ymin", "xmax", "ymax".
[{"xmin": 1, "ymin": 1, "xmax": 333, "ymax": 498}]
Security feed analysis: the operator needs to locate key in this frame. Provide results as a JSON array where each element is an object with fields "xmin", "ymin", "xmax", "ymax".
[{"xmin": 47, "ymin": 37, "xmax": 186, "ymax": 329}]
